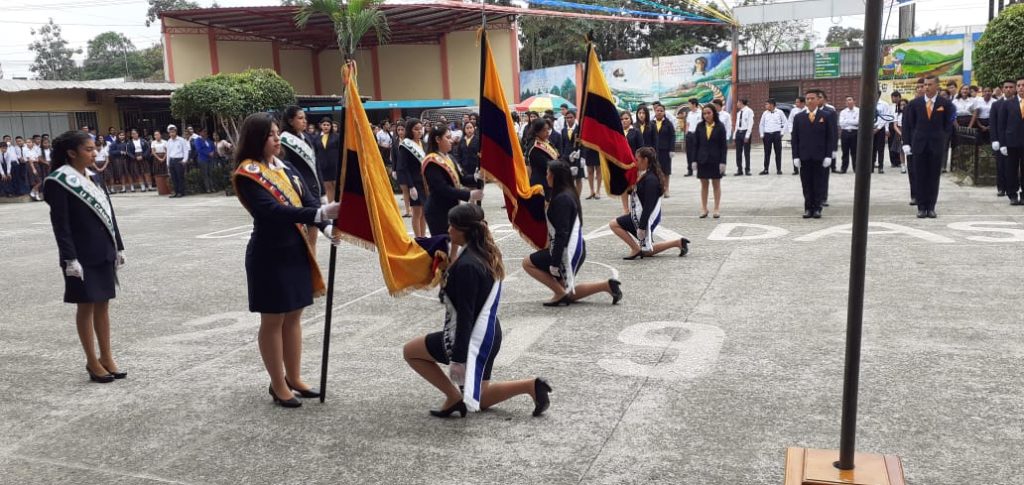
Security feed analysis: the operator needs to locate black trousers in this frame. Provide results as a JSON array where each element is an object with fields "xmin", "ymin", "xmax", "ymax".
[
  {"xmin": 685, "ymin": 133, "xmax": 696, "ymax": 175},
  {"xmin": 762, "ymin": 132, "xmax": 782, "ymax": 172},
  {"xmin": 1005, "ymin": 147, "xmax": 1024, "ymax": 200},
  {"xmin": 911, "ymin": 145, "xmax": 943, "ymax": 211},
  {"xmin": 169, "ymin": 158, "xmax": 187, "ymax": 196},
  {"xmin": 872, "ymin": 129, "xmax": 886, "ymax": 171},
  {"xmin": 799, "ymin": 159, "xmax": 825, "ymax": 211},
  {"xmin": 907, "ymin": 154, "xmax": 916, "ymax": 201},
  {"xmin": 735, "ymin": 131, "xmax": 751, "ymax": 173},
  {"xmin": 841, "ymin": 130, "xmax": 857, "ymax": 172}
]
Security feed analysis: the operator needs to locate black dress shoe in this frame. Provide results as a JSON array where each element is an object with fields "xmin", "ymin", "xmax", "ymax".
[
  {"xmin": 802, "ymin": 210, "xmax": 812, "ymax": 219},
  {"xmin": 286, "ymin": 379, "xmax": 321, "ymax": 398},
  {"xmin": 532, "ymin": 378, "xmax": 552, "ymax": 417},
  {"xmin": 87, "ymin": 366, "xmax": 114, "ymax": 383},
  {"xmin": 745, "ymin": 171, "xmax": 752, "ymax": 176},
  {"xmin": 542, "ymin": 294, "xmax": 573, "ymax": 307},
  {"xmin": 776, "ymin": 170, "xmax": 783, "ymax": 175},
  {"xmin": 683, "ymin": 173, "xmax": 693, "ymax": 177},
  {"xmin": 917, "ymin": 210, "xmax": 926, "ymax": 218},
  {"xmin": 759, "ymin": 170, "xmax": 769, "ymax": 175},
  {"xmin": 430, "ymin": 400, "xmax": 467, "ymax": 418},
  {"xmin": 997, "ymin": 191, "xmax": 1006, "ymax": 197},
  {"xmin": 878, "ymin": 170, "xmax": 884, "ymax": 174},
  {"xmin": 792, "ymin": 170, "xmax": 799, "ymax": 175},
  {"xmin": 269, "ymin": 386, "xmax": 302, "ymax": 408},
  {"xmin": 812, "ymin": 210, "xmax": 822, "ymax": 219},
  {"xmin": 1011, "ymin": 199, "xmax": 1023, "ymax": 206},
  {"xmin": 679, "ymin": 238, "xmax": 690, "ymax": 257},
  {"xmin": 608, "ymin": 279, "xmax": 623, "ymax": 305},
  {"xmin": 926, "ymin": 210, "xmax": 937, "ymax": 218},
  {"xmin": 733, "ymin": 171, "xmax": 743, "ymax": 176},
  {"xmin": 822, "ymin": 201, "xmax": 830, "ymax": 207}
]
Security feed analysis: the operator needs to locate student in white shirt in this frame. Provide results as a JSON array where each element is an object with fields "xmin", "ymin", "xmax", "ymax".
[
  {"xmin": 150, "ymin": 130, "xmax": 168, "ymax": 178},
  {"xmin": 165, "ymin": 125, "xmax": 191, "ymax": 198},
  {"xmin": 785, "ymin": 97, "xmax": 808, "ymax": 175},
  {"xmin": 24, "ymin": 138, "xmax": 44, "ymax": 201},
  {"xmin": 758, "ymin": 99, "xmax": 787, "ymax": 175},
  {"xmin": 838, "ymin": 96, "xmax": 860, "ymax": 173},
  {"xmin": 683, "ymin": 99, "xmax": 702, "ymax": 177},
  {"xmin": 871, "ymin": 90, "xmax": 894, "ymax": 173},
  {"xmin": 712, "ymin": 99, "xmax": 732, "ymax": 143},
  {"xmin": 974, "ymin": 86, "xmax": 995, "ymax": 145},
  {"xmin": 733, "ymin": 99, "xmax": 754, "ymax": 175}
]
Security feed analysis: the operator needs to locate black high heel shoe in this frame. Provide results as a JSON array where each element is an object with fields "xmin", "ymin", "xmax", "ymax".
[
  {"xmin": 532, "ymin": 378, "xmax": 552, "ymax": 417},
  {"xmin": 430, "ymin": 400, "xmax": 467, "ymax": 418},
  {"xmin": 542, "ymin": 293, "xmax": 573, "ymax": 307},
  {"xmin": 608, "ymin": 279, "xmax": 623, "ymax": 305},
  {"xmin": 269, "ymin": 386, "xmax": 302, "ymax": 408},
  {"xmin": 109, "ymin": 369, "xmax": 127, "ymax": 379},
  {"xmin": 285, "ymin": 379, "xmax": 321, "ymax": 398},
  {"xmin": 86, "ymin": 365, "xmax": 114, "ymax": 383},
  {"xmin": 622, "ymin": 251, "xmax": 644, "ymax": 260},
  {"xmin": 679, "ymin": 238, "xmax": 691, "ymax": 257}
]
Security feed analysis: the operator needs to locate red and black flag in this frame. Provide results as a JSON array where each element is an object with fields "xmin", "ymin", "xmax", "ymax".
[
  {"xmin": 478, "ymin": 30, "xmax": 547, "ymax": 250},
  {"xmin": 579, "ymin": 42, "xmax": 637, "ymax": 196}
]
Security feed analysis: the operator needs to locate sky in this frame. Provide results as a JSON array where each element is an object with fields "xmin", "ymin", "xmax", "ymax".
[{"xmin": 0, "ymin": 0, "xmax": 993, "ymax": 79}]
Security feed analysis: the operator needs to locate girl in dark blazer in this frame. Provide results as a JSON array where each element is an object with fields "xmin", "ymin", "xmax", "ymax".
[
  {"xmin": 313, "ymin": 116, "xmax": 340, "ymax": 202},
  {"xmin": 620, "ymin": 110, "xmax": 644, "ymax": 213},
  {"xmin": 453, "ymin": 121, "xmax": 482, "ymax": 189},
  {"xmin": 390, "ymin": 123, "xmax": 411, "ymax": 217},
  {"xmin": 282, "ymin": 107, "xmax": 324, "ymax": 250},
  {"xmin": 522, "ymin": 160, "xmax": 622, "ymax": 307},
  {"xmin": 422, "ymin": 124, "xmax": 481, "ymax": 236},
  {"xmin": 125, "ymin": 129, "xmax": 151, "ymax": 192},
  {"xmin": 107, "ymin": 131, "xmax": 129, "ymax": 194},
  {"xmin": 635, "ymin": 105, "xmax": 655, "ymax": 148},
  {"xmin": 43, "ymin": 131, "xmax": 127, "ymax": 383},
  {"xmin": 402, "ymin": 204, "xmax": 552, "ymax": 418},
  {"xmin": 525, "ymin": 119, "xmax": 558, "ymax": 196},
  {"xmin": 231, "ymin": 113, "xmax": 341, "ymax": 408},
  {"xmin": 691, "ymin": 104, "xmax": 728, "ymax": 218},
  {"xmin": 398, "ymin": 119, "xmax": 427, "ymax": 237},
  {"xmin": 610, "ymin": 147, "xmax": 690, "ymax": 259}
]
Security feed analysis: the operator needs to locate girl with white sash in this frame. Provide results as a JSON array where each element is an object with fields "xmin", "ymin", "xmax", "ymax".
[
  {"xmin": 403, "ymin": 204, "xmax": 552, "ymax": 418},
  {"xmin": 522, "ymin": 160, "xmax": 623, "ymax": 307},
  {"xmin": 43, "ymin": 131, "xmax": 127, "ymax": 384},
  {"xmin": 280, "ymin": 106, "xmax": 324, "ymax": 249},
  {"xmin": 610, "ymin": 147, "xmax": 691, "ymax": 259},
  {"xmin": 397, "ymin": 118, "xmax": 427, "ymax": 237}
]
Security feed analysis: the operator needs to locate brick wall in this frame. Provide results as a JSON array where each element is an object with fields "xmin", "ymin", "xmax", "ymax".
[{"xmin": 735, "ymin": 77, "xmax": 866, "ymax": 142}]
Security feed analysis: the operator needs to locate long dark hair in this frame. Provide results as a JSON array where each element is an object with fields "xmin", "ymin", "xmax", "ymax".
[
  {"xmin": 547, "ymin": 159, "xmax": 582, "ymax": 220},
  {"xmin": 234, "ymin": 113, "xmax": 277, "ymax": 165},
  {"xmin": 524, "ymin": 118, "xmax": 548, "ymax": 150},
  {"xmin": 404, "ymin": 118, "xmax": 421, "ymax": 140},
  {"xmin": 282, "ymin": 105, "xmax": 304, "ymax": 135},
  {"xmin": 51, "ymin": 130, "xmax": 93, "ymax": 172},
  {"xmin": 635, "ymin": 105, "xmax": 651, "ymax": 125},
  {"xmin": 635, "ymin": 146, "xmax": 666, "ymax": 194},
  {"xmin": 448, "ymin": 204, "xmax": 505, "ymax": 280},
  {"xmin": 427, "ymin": 123, "xmax": 449, "ymax": 154},
  {"xmin": 702, "ymin": 103, "xmax": 722, "ymax": 126}
]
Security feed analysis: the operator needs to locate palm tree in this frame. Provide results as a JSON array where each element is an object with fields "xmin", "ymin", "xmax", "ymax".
[{"xmin": 294, "ymin": 0, "xmax": 391, "ymax": 60}]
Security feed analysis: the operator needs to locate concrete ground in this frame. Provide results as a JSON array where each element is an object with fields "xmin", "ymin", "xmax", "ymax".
[{"xmin": 2, "ymin": 148, "xmax": 1022, "ymax": 485}]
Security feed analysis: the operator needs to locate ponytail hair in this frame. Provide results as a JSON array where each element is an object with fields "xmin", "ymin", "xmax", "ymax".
[
  {"xmin": 635, "ymin": 146, "xmax": 667, "ymax": 195},
  {"xmin": 51, "ymin": 130, "xmax": 93, "ymax": 172},
  {"xmin": 447, "ymin": 204, "xmax": 505, "ymax": 281}
]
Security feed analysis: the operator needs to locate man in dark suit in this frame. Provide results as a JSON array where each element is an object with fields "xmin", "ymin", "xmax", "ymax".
[
  {"xmin": 990, "ymin": 79, "xmax": 1017, "ymax": 198},
  {"xmin": 559, "ymin": 110, "xmax": 580, "ymax": 160},
  {"xmin": 818, "ymin": 92, "xmax": 839, "ymax": 208},
  {"xmin": 652, "ymin": 102, "xmax": 677, "ymax": 195},
  {"xmin": 791, "ymin": 88, "xmax": 836, "ymax": 219},
  {"xmin": 902, "ymin": 75, "xmax": 955, "ymax": 218},
  {"xmin": 996, "ymin": 77, "xmax": 1024, "ymax": 205}
]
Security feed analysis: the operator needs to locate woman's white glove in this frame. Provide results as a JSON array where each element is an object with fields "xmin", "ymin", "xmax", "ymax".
[
  {"xmin": 690, "ymin": 162, "xmax": 697, "ymax": 173},
  {"xmin": 793, "ymin": 159, "xmax": 801, "ymax": 168},
  {"xmin": 822, "ymin": 158, "xmax": 831, "ymax": 168},
  {"xmin": 548, "ymin": 265, "xmax": 561, "ymax": 278},
  {"xmin": 449, "ymin": 362, "xmax": 466, "ymax": 386},
  {"xmin": 65, "ymin": 259, "xmax": 84, "ymax": 280},
  {"xmin": 474, "ymin": 169, "xmax": 483, "ymax": 182},
  {"xmin": 569, "ymin": 149, "xmax": 581, "ymax": 162},
  {"xmin": 410, "ymin": 187, "xmax": 419, "ymax": 201},
  {"xmin": 116, "ymin": 251, "xmax": 126, "ymax": 268},
  {"xmin": 992, "ymin": 142, "xmax": 1000, "ymax": 151},
  {"xmin": 469, "ymin": 189, "xmax": 483, "ymax": 201},
  {"xmin": 570, "ymin": 166, "xmax": 578, "ymax": 177},
  {"xmin": 320, "ymin": 196, "xmax": 328, "ymax": 206},
  {"xmin": 902, "ymin": 145, "xmax": 912, "ymax": 156},
  {"xmin": 321, "ymin": 224, "xmax": 342, "ymax": 246},
  {"xmin": 719, "ymin": 163, "xmax": 726, "ymax": 175},
  {"xmin": 1001, "ymin": 147, "xmax": 1009, "ymax": 156},
  {"xmin": 319, "ymin": 201, "xmax": 340, "ymax": 221},
  {"xmin": 636, "ymin": 229, "xmax": 648, "ymax": 243}
]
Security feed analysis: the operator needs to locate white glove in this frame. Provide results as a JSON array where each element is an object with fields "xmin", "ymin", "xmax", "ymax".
[
  {"xmin": 449, "ymin": 362, "xmax": 466, "ymax": 386},
  {"xmin": 65, "ymin": 259, "xmax": 84, "ymax": 280},
  {"xmin": 822, "ymin": 158, "xmax": 831, "ymax": 168},
  {"xmin": 469, "ymin": 189, "xmax": 483, "ymax": 201},
  {"xmin": 391, "ymin": 170, "xmax": 397, "ymax": 180},
  {"xmin": 570, "ymin": 166, "xmax": 578, "ymax": 177},
  {"xmin": 473, "ymin": 169, "xmax": 483, "ymax": 182},
  {"xmin": 409, "ymin": 187, "xmax": 419, "ymax": 201},
  {"xmin": 992, "ymin": 142, "xmax": 1000, "ymax": 151},
  {"xmin": 569, "ymin": 149, "xmax": 581, "ymax": 162},
  {"xmin": 745, "ymin": 135, "xmax": 751, "ymax": 142},
  {"xmin": 793, "ymin": 159, "xmax": 801, "ymax": 168},
  {"xmin": 1001, "ymin": 147, "xmax": 1008, "ymax": 156},
  {"xmin": 690, "ymin": 162, "xmax": 697, "ymax": 173},
  {"xmin": 320, "ymin": 201, "xmax": 340, "ymax": 220},
  {"xmin": 548, "ymin": 265, "xmax": 561, "ymax": 278},
  {"xmin": 321, "ymin": 224, "xmax": 341, "ymax": 246},
  {"xmin": 116, "ymin": 251, "xmax": 126, "ymax": 268},
  {"xmin": 719, "ymin": 163, "xmax": 726, "ymax": 175},
  {"xmin": 320, "ymin": 196, "xmax": 328, "ymax": 206},
  {"xmin": 637, "ymin": 229, "xmax": 648, "ymax": 242},
  {"xmin": 902, "ymin": 145, "xmax": 912, "ymax": 156}
]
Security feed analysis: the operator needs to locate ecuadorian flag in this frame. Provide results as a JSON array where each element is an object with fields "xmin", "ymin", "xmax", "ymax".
[
  {"xmin": 580, "ymin": 43, "xmax": 637, "ymax": 196},
  {"xmin": 478, "ymin": 30, "xmax": 547, "ymax": 250},
  {"xmin": 336, "ymin": 63, "xmax": 445, "ymax": 295}
]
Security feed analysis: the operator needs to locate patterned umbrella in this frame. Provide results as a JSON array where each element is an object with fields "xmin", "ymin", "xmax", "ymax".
[{"xmin": 516, "ymin": 94, "xmax": 576, "ymax": 113}]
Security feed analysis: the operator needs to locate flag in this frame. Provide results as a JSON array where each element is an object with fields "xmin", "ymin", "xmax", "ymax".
[
  {"xmin": 579, "ymin": 43, "xmax": 638, "ymax": 196},
  {"xmin": 336, "ymin": 63, "xmax": 446, "ymax": 295},
  {"xmin": 478, "ymin": 30, "xmax": 548, "ymax": 250}
]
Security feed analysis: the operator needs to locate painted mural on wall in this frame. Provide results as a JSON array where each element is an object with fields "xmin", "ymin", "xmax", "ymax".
[
  {"xmin": 519, "ymin": 65, "xmax": 577, "ymax": 104},
  {"xmin": 879, "ymin": 35, "xmax": 964, "ymax": 96},
  {"xmin": 519, "ymin": 51, "xmax": 732, "ymax": 114}
]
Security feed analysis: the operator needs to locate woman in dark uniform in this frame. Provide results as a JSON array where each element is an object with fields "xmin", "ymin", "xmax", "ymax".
[
  {"xmin": 522, "ymin": 160, "xmax": 622, "ymax": 306},
  {"xmin": 403, "ymin": 203, "xmax": 552, "ymax": 418},
  {"xmin": 525, "ymin": 119, "xmax": 558, "ymax": 196},
  {"xmin": 43, "ymin": 131, "xmax": 127, "ymax": 383},
  {"xmin": 281, "ymin": 106, "xmax": 324, "ymax": 248},
  {"xmin": 620, "ymin": 110, "xmax": 644, "ymax": 214},
  {"xmin": 610, "ymin": 147, "xmax": 690, "ymax": 259},
  {"xmin": 231, "ymin": 113, "xmax": 341, "ymax": 408},
  {"xmin": 635, "ymin": 104, "xmax": 655, "ymax": 148},
  {"xmin": 314, "ymin": 116, "xmax": 341, "ymax": 202},
  {"xmin": 108, "ymin": 131, "xmax": 129, "ymax": 193},
  {"xmin": 454, "ymin": 120, "xmax": 483, "ymax": 192},
  {"xmin": 692, "ymin": 104, "xmax": 727, "ymax": 218},
  {"xmin": 390, "ymin": 123, "xmax": 411, "ymax": 217},
  {"xmin": 422, "ymin": 124, "xmax": 481, "ymax": 236},
  {"xmin": 398, "ymin": 118, "xmax": 427, "ymax": 237}
]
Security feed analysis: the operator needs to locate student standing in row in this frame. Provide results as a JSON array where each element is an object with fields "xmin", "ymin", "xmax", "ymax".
[
  {"xmin": 991, "ymin": 80, "xmax": 1016, "ymax": 198},
  {"xmin": 838, "ymin": 97, "xmax": 859, "ymax": 173},
  {"xmin": 792, "ymin": 89, "xmax": 836, "ymax": 219},
  {"xmin": 422, "ymin": 124, "xmax": 481, "ymax": 236},
  {"xmin": 995, "ymin": 78, "xmax": 1024, "ymax": 206},
  {"xmin": 165, "ymin": 125, "xmax": 190, "ymax": 198},
  {"xmin": 635, "ymin": 105, "xmax": 655, "ymax": 148},
  {"xmin": 693, "ymin": 105, "xmax": 727, "ymax": 219},
  {"xmin": 281, "ymin": 107, "xmax": 324, "ymax": 249},
  {"xmin": 759, "ymin": 99, "xmax": 786, "ymax": 175},
  {"xmin": 398, "ymin": 118, "xmax": 427, "ymax": 237},
  {"xmin": 872, "ymin": 90, "xmax": 893, "ymax": 174},
  {"xmin": 903, "ymin": 75, "xmax": 954, "ymax": 218},
  {"xmin": 733, "ymin": 99, "xmax": 754, "ymax": 175},
  {"xmin": 526, "ymin": 119, "xmax": 558, "ymax": 196},
  {"xmin": 784, "ymin": 97, "xmax": 806, "ymax": 175},
  {"xmin": 651, "ymin": 102, "xmax": 675, "ymax": 197},
  {"xmin": 44, "ymin": 131, "xmax": 127, "ymax": 383},
  {"xmin": 683, "ymin": 98, "xmax": 701, "ymax": 178},
  {"xmin": 314, "ymin": 117, "xmax": 341, "ymax": 203}
]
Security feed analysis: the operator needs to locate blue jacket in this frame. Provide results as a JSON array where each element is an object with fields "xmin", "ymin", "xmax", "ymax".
[{"xmin": 791, "ymin": 108, "xmax": 837, "ymax": 162}]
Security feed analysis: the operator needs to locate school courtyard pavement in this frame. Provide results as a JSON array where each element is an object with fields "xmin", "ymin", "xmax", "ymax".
[{"xmin": 2, "ymin": 150, "xmax": 1022, "ymax": 485}]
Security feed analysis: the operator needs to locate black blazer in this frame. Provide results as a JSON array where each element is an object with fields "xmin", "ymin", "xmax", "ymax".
[
  {"xmin": 44, "ymin": 175, "xmax": 125, "ymax": 265},
  {"xmin": 692, "ymin": 121, "xmax": 728, "ymax": 165},
  {"xmin": 559, "ymin": 124, "xmax": 580, "ymax": 160},
  {"xmin": 454, "ymin": 135, "xmax": 481, "ymax": 177},
  {"xmin": 443, "ymin": 248, "xmax": 499, "ymax": 364},
  {"xmin": 637, "ymin": 121, "xmax": 655, "ymax": 147},
  {"xmin": 791, "ymin": 109, "xmax": 837, "ymax": 162},
  {"xmin": 125, "ymin": 138, "xmax": 150, "ymax": 160},
  {"xmin": 991, "ymin": 98, "xmax": 1003, "ymax": 142},
  {"xmin": 902, "ymin": 95, "xmax": 954, "ymax": 155},
  {"xmin": 236, "ymin": 160, "xmax": 323, "ymax": 251},
  {"xmin": 313, "ymin": 132, "xmax": 340, "ymax": 173},
  {"xmin": 284, "ymin": 132, "xmax": 323, "ymax": 203},
  {"xmin": 546, "ymin": 191, "xmax": 581, "ymax": 264},
  {"xmin": 652, "ymin": 118, "xmax": 676, "ymax": 151},
  {"xmin": 397, "ymin": 142, "xmax": 425, "ymax": 187},
  {"xmin": 625, "ymin": 127, "xmax": 643, "ymax": 156},
  {"xmin": 997, "ymin": 96, "xmax": 1024, "ymax": 149},
  {"xmin": 633, "ymin": 171, "xmax": 662, "ymax": 229}
]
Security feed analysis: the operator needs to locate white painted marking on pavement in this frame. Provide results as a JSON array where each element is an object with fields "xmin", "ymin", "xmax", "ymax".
[
  {"xmin": 708, "ymin": 222, "xmax": 790, "ymax": 241},
  {"xmin": 794, "ymin": 222, "xmax": 955, "ymax": 243},
  {"xmin": 598, "ymin": 321, "xmax": 725, "ymax": 380},
  {"xmin": 196, "ymin": 225, "xmax": 252, "ymax": 239},
  {"xmin": 946, "ymin": 221, "xmax": 1024, "ymax": 242}
]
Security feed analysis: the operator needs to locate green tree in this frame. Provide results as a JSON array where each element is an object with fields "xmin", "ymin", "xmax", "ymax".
[
  {"xmin": 28, "ymin": 19, "xmax": 81, "ymax": 80},
  {"xmin": 918, "ymin": 24, "xmax": 952, "ymax": 37},
  {"xmin": 146, "ymin": 0, "xmax": 200, "ymax": 27},
  {"xmin": 974, "ymin": 4, "xmax": 1024, "ymax": 88},
  {"xmin": 171, "ymin": 69, "xmax": 296, "ymax": 141},
  {"xmin": 81, "ymin": 33, "xmax": 166, "ymax": 81},
  {"xmin": 294, "ymin": 0, "xmax": 390, "ymax": 59},
  {"xmin": 824, "ymin": 26, "xmax": 864, "ymax": 48},
  {"xmin": 737, "ymin": 0, "xmax": 815, "ymax": 54}
]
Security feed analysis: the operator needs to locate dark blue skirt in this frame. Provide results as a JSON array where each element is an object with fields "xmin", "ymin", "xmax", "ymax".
[
  {"xmin": 245, "ymin": 241, "xmax": 313, "ymax": 314},
  {"xmin": 62, "ymin": 260, "xmax": 116, "ymax": 303}
]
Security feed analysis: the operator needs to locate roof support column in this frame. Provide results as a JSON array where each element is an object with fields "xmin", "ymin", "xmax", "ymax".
[
  {"xmin": 370, "ymin": 46, "xmax": 383, "ymax": 100},
  {"xmin": 208, "ymin": 28, "xmax": 220, "ymax": 74},
  {"xmin": 312, "ymin": 49, "xmax": 323, "ymax": 95},
  {"xmin": 510, "ymin": 24, "xmax": 521, "ymax": 103},
  {"xmin": 439, "ymin": 34, "xmax": 451, "ymax": 99},
  {"xmin": 272, "ymin": 41, "xmax": 282, "ymax": 74}
]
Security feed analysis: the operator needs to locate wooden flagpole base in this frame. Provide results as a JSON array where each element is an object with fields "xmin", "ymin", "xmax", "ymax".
[{"xmin": 784, "ymin": 448, "xmax": 905, "ymax": 485}]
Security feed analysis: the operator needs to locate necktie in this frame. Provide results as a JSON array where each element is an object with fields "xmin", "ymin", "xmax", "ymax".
[
  {"xmin": 321, "ymin": 134, "xmax": 328, "ymax": 148},
  {"xmin": 809, "ymin": 111, "xmax": 815, "ymax": 123},
  {"xmin": 568, "ymin": 128, "xmax": 573, "ymax": 141},
  {"xmin": 926, "ymin": 99, "xmax": 933, "ymax": 119},
  {"xmin": 1019, "ymin": 98, "xmax": 1024, "ymax": 119}
]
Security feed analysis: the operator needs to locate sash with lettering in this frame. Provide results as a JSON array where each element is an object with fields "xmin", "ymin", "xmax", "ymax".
[
  {"xmin": 46, "ymin": 165, "xmax": 116, "ymax": 246},
  {"xmin": 629, "ymin": 172, "xmax": 663, "ymax": 252},
  {"xmin": 442, "ymin": 275, "xmax": 501, "ymax": 412},
  {"xmin": 400, "ymin": 138, "xmax": 425, "ymax": 167},
  {"xmin": 279, "ymin": 131, "xmax": 318, "ymax": 183},
  {"xmin": 231, "ymin": 158, "xmax": 326, "ymax": 298},
  {"xmin": 420, "ymin": 152, "xmax": 461, "ymax": 196}
]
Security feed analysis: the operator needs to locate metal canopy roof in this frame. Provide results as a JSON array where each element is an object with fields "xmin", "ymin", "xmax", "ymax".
[
  {"xmin": 160, "ymin": 1, "xmax": 719, "ymax": 50},
  {"xmin": 0, "ymin": 79, "xmax": 180, "ymax": 93}
]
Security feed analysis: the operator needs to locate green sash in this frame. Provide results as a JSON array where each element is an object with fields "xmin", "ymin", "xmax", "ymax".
[
  {"xmin": 280, "ymin": 131, "xmax": 318, "ymax": 181},
  {"xmin": 46, "ymin": 165, "xmax": 116, "ymax": 246}
]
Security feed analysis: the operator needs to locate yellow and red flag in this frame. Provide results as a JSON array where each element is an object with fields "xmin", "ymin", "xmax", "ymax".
[
  {"xmin": 336, "ymin": 63, "xmax": 445, "ymax": 295},
  {"xmin": 579, "ymin": 43, "xmax": 637, "ymax": 196},
  {"xmin": 478, "ymin": 30, "xmax": 547, "ymax": 249}
]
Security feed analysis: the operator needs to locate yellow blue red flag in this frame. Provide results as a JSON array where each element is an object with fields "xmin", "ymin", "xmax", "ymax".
[{"xmin": 580, "ymin": 43, "xmax": 638, "ymax": 196}]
